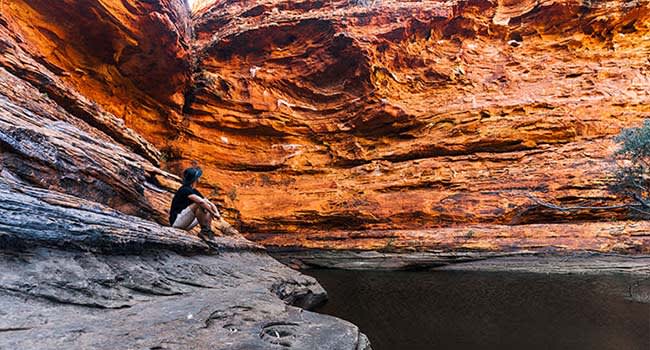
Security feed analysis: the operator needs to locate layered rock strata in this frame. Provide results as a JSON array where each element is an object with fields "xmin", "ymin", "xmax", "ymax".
[
  {"xmin": 2, "ymin": 0, "xmax": 191, "ymax": 150},
  {"xmin": 0, "ymin": 179, "xmax": 369, "ymax": 349},
  {"xmin": 181, "ymin": 0, "xmax": 650, "ymax": 252},
  {"xmin": 0, "ymin": 1, "xmax": 370, "ymax": 348},
  {"xmin": 0, "ymin": 0, "xmax": 189, "ymax": 224},
  {"xmin": 2, "ymin": 0, "xmax": 650, "ymax": 253}
]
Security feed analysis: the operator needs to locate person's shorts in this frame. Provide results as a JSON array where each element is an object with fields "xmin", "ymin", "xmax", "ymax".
[{"xmin": 172, "ymin": 205, "xmax": 199, "ymax": 230}]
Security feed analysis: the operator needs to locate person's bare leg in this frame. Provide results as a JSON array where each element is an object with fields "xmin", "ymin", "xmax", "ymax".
[{"xmin": 192, "ymin": 205, "xmax": 213, "ymax": 238}]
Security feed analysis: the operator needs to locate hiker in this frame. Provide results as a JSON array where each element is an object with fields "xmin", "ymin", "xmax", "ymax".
[{"xmin": 169, "ymin": 166, "xmax": 220, "ymax": 240}]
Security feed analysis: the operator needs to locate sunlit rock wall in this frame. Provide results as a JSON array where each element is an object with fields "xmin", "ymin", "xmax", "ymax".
[
  {"xmin": 2, "ymin": 0, "xmax": 648, "ymax": 252},
  {"xmin": 177, "ymin": 0, "xmax": 650, "ymax": 251},
  {"xmin": 0, "ymin": 0, "xmax": 191, "ymax": 223}
]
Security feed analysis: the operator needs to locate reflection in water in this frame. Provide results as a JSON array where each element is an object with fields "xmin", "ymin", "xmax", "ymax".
[{"xmin": 305, "ymin": 270, "xmax": 650, "ymax": 350}]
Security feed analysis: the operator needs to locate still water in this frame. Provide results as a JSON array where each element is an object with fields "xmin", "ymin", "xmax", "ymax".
[{"xmin": 304, "ymin": 269, "xmax": 650, "ymax": 350}]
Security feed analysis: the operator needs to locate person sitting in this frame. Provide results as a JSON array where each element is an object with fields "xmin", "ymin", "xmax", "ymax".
[{"xmin": 169, "ymin": 166, "xmax": 220, "ymax": 241}]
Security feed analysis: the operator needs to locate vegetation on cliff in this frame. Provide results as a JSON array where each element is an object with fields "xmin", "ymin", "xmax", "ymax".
[{"xmin": 613, "ymin": 120, "xmax": 650, "ymax": 215}]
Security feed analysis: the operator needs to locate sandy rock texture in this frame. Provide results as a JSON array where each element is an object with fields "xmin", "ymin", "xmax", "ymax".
[
  {"xmin": 2, "ymin": 0, "xmax": 649, "ymax": 252},
  {"xmin": 0, "ymin": 182, "xmax": 369, "ymax": 349},
  {"xmin": 0, "ymin": 1, "xmax": 370, "ymax": 348}
]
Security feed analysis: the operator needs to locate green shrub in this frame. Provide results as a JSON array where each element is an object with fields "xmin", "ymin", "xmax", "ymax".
[{"xmin": 612, "ymin": 120, "xmax": 650, "ymax": 213}]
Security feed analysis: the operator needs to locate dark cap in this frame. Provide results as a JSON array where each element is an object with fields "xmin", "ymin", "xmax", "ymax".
[{"xmin": 182, "ymin": 167, "xmax": 203, "ymax": 186}]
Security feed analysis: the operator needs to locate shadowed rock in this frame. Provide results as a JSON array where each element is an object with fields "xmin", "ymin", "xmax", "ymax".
[
  {"xmin": 3, "ymin": 0, "xmax": 650, "ymax": 252},
  {"xmin": 0, "ymin": 1, "xmax": 372, "ymax": 348},
  {"xmin": 182, "ymin": 0, "xmax": 650, "ymax": 251}
]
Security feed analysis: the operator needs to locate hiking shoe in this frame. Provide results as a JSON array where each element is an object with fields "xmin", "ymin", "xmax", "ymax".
[{"xmin": 198, "ymin": 228, "xmax": 215, "ymax": 241}]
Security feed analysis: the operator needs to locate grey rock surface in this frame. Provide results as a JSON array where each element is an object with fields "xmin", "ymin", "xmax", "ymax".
[
  {"xmin": 436, "ymin": 254, "xmax": 650, "ymax": 275},
  {"xmin": 0, "ymin": 247, "xmax": 372, "ymax": 350},
  {"xmin": 0, "ymin": 178, "xmax": 371, "ymax": 349},
  {"xmin": 271, "ymin": 248, "xmax": 650, "ymax": 273}
]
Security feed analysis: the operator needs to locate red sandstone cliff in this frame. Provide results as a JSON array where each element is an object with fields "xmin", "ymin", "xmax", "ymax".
[
  {"xmin": 2, "ymin": 0, "xmax": 191, "ymax": 152},
  {"xmin": 183, "ymin": 0, "xmax": 650, "ymax": 252},
  {"xmin": 0, "ymin": 4, "xmax": 370, "ymax": 348},
  {"xmin": 0, "ymin": 0, "xmax": 193, "ymax": 223},
  {"xmin": 1, "ymin": 0, "xmax": 649, "ymax": 253}
]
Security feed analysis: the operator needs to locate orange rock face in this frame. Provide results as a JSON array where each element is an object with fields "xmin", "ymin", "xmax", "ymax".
[
  {"xmin": 0, "ymin": 0, "xmax": 190, "ymax": 223},
  {"xmin": 2, "ymin": 0, "xmax": 650, "ymax": 254},
  {"xmin": 180, "ymin": 0, "xmax": 650, "ymax": 252},
  {"xmin": 2, "ymin": 0, "xmax": 191, "ymax": 151}
]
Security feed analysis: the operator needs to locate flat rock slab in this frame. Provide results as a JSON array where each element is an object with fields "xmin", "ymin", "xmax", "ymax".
[
  {"xmin": 0, "ymin": 247, "xmax": 371, "ymax": 350},
  {"xmin": 436, "ymin": 254, "xmax": 650, "ymax": 275},
  {"xmin": 0, "ymin": 178, "xmax": 370, "ymax": 350},
  {"xmin": 271, "ymin": 248, "xmax": 650, "ymax": 275}
]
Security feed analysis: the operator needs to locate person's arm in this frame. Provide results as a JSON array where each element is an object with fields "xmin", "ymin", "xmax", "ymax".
[
  {"xmin": 208, "ymin": 202, "xmax": 222, "ymax": 219},
  {"xmin": 188, "ymin": 194, "xmax": 220, "ymax": 217}
]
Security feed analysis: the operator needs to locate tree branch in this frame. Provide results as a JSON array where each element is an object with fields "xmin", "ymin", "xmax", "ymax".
[
  {"xmin": 629, "ymin": 192, "xmax": 650, "ymax": 208},
  {"xmin": 526, "ymin": 194, "xmax": 638, "ymax": 212},
  {"xmin": 628, "ymin": 206, "xmax": 650, "ymax": 216}
]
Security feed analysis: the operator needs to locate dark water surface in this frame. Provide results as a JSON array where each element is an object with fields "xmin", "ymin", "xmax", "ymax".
[{"xmin": 304, "ymin": 269, "xmax": 650, "ymax": 350}]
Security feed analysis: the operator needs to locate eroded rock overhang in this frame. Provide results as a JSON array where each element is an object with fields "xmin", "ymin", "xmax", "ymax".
[
  {"xmin": 2, "ymin": 0, "xmax": 649, "ymax": 253},
  {"xmin": 183, "ymin": 0, "xmax": 650, "ymax": 253}
]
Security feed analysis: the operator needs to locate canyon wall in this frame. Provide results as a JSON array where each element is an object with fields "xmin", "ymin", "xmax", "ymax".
[
  {"xmin": 2, "ymin": 0, "xmax": 649, "ymax": 253},
  {"xmin": 182, "ymin": 0, "xmax": 650, "ymax": 252},
  {"xmin": 2, "ymin": 0, "xmax": 191, "ymax": 157},
  {"xmin": 0, "ymin": 0, "xmax": 194, "ymax": 223},
  {"xmin": 0, "ymin": 2, "xmax": 371, "ymax": 348}
]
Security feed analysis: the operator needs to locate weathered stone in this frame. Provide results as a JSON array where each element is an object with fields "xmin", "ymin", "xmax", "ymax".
[
  {"xmin": 0, "ymin": 246, "xmax": 372, "ymax": 350},
  {"xmin": 3, "ymin": 0, "xmax": 650, "ymax": 253},
  {"xmin": 437, "ymin": 254, "xmax": 650, "ymax": 275},
  {"xmin": 177, "ymin": 0, "xmax": 650, "ymax": 251},
  {"xmin": 1, "ymin": 0, "xmax": 191, "ymax": 147},
  {"xmin": 0, "ymin": 2, "xmax": 372, "ymax": 348},
  {"xmin": 0, "ymin": 169, "xmax": 370, "ymax": 349},
  {"xmin": 0, "ymin": 67, "xmax": 174, "ymax": 224},
  {"xmin": 260, "ymin": 220, "xmax": 650, "ymax": 256}
]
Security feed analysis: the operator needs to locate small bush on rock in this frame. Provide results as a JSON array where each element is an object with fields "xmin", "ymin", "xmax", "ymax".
[{"xmin": 612, "ymin": 120, "xmax": 650, "ymax": 215}]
